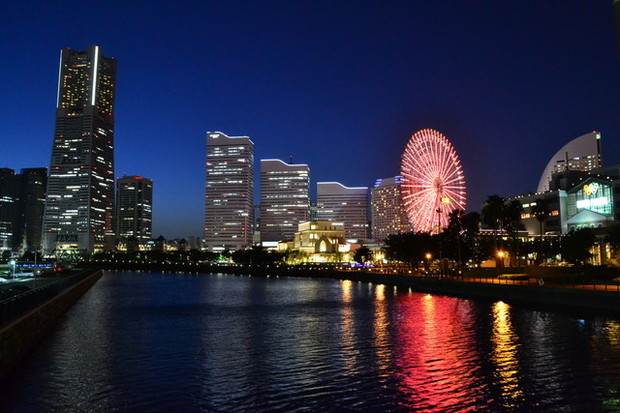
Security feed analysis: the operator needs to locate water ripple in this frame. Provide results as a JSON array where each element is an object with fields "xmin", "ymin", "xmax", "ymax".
[{"xmin": 1, "ymin": 271, "xmax": 620, "ymax": 412}]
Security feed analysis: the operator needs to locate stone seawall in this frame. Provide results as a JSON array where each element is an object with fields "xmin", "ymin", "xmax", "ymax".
[{"xmin": 0, "ymin": 269, "xmax": 103, "ymax": 379}]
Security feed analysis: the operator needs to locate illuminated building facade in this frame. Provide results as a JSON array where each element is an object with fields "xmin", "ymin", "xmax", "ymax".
[
  {"xmin": 0, "ymin": 168, "xmax": 47, "ymax": 252},
  {"xmin": 293, "ymin": 221, "xmax": 348, "ymax": 254},
  {"xmin": 537, "ymin": 131, "xmax": 602, "ymax": 193},
  {"xmin": 317, "ymin": 182, "xmax": 368, "ymax": 241},
  {"xmin": 0, "ymin": 169, "xmax": 19, "ymax": 251},
  {"xmin": 16, "ymin": 168, "xmax": 48, "ymax": 252},
  {"xmin": 371, "ymin": 176, "xmax": 411, "ymax": 241},
  {"xmin": 513, "ymin": 164, "xmax": 620, "ymax": 235},
  {"xmin": 260, "ymin": 159, "xmax": 309, "ymax": 244},
  {"xmin": 42, "ymin": 46, "xmax": 117, "ymax": 254},
  {"xmin": 512, "ymin": 191, "xmax": 567, "ymax": 236},
  {"xmin": 204, "ymin": 132, "xmax": 254, "ymax": 252},
  {"xmin": 566, "ymin": 178, "xmax": 615, "ymax": 231},
  {"xmin": 116, "ymin": 176, "xmax": 153, "ymax": 242}
]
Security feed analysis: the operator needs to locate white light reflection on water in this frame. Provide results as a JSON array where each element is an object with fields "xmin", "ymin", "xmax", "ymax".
[
  {"xmin": 372, "ymin": 284, "xmax": 392, "ymax": 378},
  {"xmin": 491, "ymin": 300, "xmax": 524, "ymax": 409}
]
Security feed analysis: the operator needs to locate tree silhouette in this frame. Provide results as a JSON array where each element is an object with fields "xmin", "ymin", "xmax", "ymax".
[
  {"xmin": 531, "ymin": 198, "xmax": 549, "ymax": 264},
  {"xmin": 353, "ymin": 246, "xmax": 373, "ymax": 264},
  {"xmin": 383, "ymin": 232, "xmax": 435, "ymax": 266},
  {"xmin": 561, "ymin": 228, "xmax": 596, "ymax": 264}
]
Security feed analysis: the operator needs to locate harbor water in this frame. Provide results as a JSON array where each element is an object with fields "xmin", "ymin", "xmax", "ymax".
[{"xmin": 2, "ymin": 271, "xmax": 620, "ymax": 411}]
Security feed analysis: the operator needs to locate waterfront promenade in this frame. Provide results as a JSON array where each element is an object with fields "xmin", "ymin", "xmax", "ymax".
[{"xmin": 0, "ymin": 268, "xmax": 103, "ymax": 378}]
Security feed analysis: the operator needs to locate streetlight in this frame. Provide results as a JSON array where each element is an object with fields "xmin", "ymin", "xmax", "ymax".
[
  {"xmin": 425, "ymin": 253, "xmax": 432, "ymax": 273},
  {"xmin": 497, "ymin": 250, "xmax": 505, "ymax": 273}
]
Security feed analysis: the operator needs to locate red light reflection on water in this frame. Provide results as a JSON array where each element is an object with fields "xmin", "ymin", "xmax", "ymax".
[{"xmin": 392, "ymin": 293, "xmax": 487, "ymax": 412}]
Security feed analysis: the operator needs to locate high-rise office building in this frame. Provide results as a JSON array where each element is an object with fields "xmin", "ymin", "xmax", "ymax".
[
  {"xmin": 16, "ymin": 168, "xmax": 47, "ymax": 252},
  {"xmin": 42, "ymin": 46, "xmax": 117, "ymax": 254},
  {"xmin": 0, "ymin": 168, "xmax": 47, "ymax": 252},
  {"xmin": 371, "ymin": 176, "xmax": 411, "ymax": 241},
  {"xmin": 0, "ymin": 169, "xmax": 19, "ymax": 251},
  {"xmin": 317, "ymin": 182, "xmax": 369, "ymax": 241},
  {"xmin": 260, "ymin": 159, "xmax": 309, "ymax": 244},
  {"xmin": 116, "ymin": 176, "xmax": 153, "ymax": 242},
  {"xmin": 204, "ymin": 132, "xmax": 254, "ymax": 252}
]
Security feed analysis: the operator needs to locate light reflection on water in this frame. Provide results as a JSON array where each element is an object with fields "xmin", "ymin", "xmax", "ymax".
[
  {"xmin": 491, "ymin": 300, "xmax": 524, "ymax": 409},
  {"xmin": 1, "ymin": 271, "xmax": 620, "ymax": 411},
  {"xmin": 393, "ymin": 292, "xmax": 488, "ymax": 412}
]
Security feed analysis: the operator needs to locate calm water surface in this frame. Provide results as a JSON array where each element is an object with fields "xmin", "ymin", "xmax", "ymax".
[{"xmin": 2, "ymin": 271, "xmax": 620, "ymax": 412}]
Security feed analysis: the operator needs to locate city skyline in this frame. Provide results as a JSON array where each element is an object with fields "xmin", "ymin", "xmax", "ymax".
[{"xmin": 1, "ymin": 2, "xmax": 620, "ymax": 238}]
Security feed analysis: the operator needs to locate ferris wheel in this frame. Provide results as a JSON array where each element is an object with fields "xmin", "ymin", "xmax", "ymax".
[{"xmin": 400, "ymin": 129, "xmax": 466, "ymax": 233}]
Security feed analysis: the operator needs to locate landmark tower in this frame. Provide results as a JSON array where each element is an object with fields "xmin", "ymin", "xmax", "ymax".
[{"xmin": 42, "ymin": 46, "xmax": 117, "ymax": 254}]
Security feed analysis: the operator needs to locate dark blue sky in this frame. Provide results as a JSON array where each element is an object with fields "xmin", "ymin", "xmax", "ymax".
[{"xmin": 1, "ymin": 1, "xmax": 619, "ymax": 238}]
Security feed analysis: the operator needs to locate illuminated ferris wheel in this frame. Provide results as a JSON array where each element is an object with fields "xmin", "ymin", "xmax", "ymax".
[{"xmin": 400, "ymin": 129, "xmax": 466, "ymax": 233}]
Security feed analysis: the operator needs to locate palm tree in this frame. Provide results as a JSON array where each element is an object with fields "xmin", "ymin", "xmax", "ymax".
[
  {"xmin": 462, "ymin": 211, "xmax": 481, "ymax": 266},
  {"xmin": 531, "ymin": 198, "xmax": 548, "ymax": 264},
  {"xmin": 504, "ymin": 199, "xmax": 523, "ymax": 266},
  {"xmin": 481, "ymin": 195, "xmax": 505, "ymax": 231},
  {"xmin": 481, "ymin": 195, "xmax": 524, "ymax": 266},
  {"xmin": 605, "ymin": 223, "xmax": 620, "ymax": 265},
  {"xmin": 531, "ymin": 198, "xmax": 548, "ymax": 236}
]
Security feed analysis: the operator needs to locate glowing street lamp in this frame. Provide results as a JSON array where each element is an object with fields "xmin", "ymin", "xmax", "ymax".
[
  {"xmin": 496, "ymin": 250, "xmax": 505, "ymax": 271},
  {"xmin": 424, "ymin": 253, "xmax": 432, "ymax": 272}
]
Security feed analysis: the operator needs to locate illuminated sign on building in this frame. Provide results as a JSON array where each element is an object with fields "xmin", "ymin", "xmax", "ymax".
[
  {"xmin": 583, "ymin": 182, "xmax": 599, "ymax": 197},
  {"xmin": 576, "ymin": 197, "xmax": 609, "ymax": 209},
  {"xmin": 568, "ymin": 179, "xmax": 613, "ymax": 217}
]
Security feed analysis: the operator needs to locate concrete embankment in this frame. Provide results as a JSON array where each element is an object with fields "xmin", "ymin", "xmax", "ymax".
[{"xmin": 0, "ymin": 269, "xmax": 103, "ymax": 379}]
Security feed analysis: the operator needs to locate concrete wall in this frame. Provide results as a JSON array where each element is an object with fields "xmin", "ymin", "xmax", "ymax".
[{"xmin": 0, "ymin": 270, "xmax": 102, "ymax": 378}]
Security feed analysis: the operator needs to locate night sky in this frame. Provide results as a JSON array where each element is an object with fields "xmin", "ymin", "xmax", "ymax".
[{"xmin": 1, "ymin": 1, "xmax": 619, "ymax": 239}]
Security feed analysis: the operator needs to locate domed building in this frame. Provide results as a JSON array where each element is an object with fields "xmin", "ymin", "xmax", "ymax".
[{"xmin": 536, "ymin": 131, "xmax": 602, "ymax": 193}]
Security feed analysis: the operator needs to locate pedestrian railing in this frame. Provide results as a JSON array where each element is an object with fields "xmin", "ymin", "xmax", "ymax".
[{"xmin": 0, "ymin": 269, "xmax": 97, "ymax": 329}]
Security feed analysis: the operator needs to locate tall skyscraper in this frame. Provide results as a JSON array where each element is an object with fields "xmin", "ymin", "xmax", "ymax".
[
  {"xmin": 42, "ymin": 46, "xmax": 117, "ymax": 254},
  {"xmin": 371, "ymin": 176, "xmax": 411, "ymax": 241},
  {"xmin": 317, "ymin": 182, "xmax": 369, "ymax": 241},
  {"xmin": 204, "ymin": 132, "xmax": 254, "ymax": 252},
  {"xmin": 0, "ymin": 168, "xmax": 47, "ymax": 252},
  {"xmin": 15, "ymin": 168, "xmax": 47, "ymax": 252},
  {"xmin": 0, "ymin": 169, "xmax": 19, "ymax": 252},
  {"xmin": 116, "ymin": 176, "xmax": 153, "ymax": 242},
  {"xmin": 260, "ymin": 159, "xmax": 309, "ymax": 244}
]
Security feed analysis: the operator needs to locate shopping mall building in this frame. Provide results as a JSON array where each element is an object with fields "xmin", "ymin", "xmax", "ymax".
[{"xmin": 511, "ymin": 132, "xmax": 620, "ymax": 236}]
